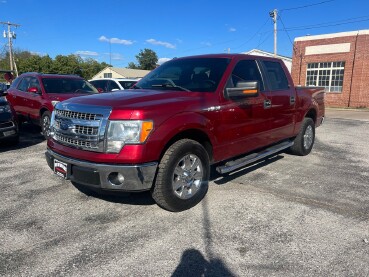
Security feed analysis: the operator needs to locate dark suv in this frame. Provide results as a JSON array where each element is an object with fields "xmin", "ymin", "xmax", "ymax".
[
  {"xmin": 0, "ymin": 89, "xmax": 19, "ymax": 145},
  {"xmin": 6, "ymin": 73, "xmax": 98, "ymax": 138}
]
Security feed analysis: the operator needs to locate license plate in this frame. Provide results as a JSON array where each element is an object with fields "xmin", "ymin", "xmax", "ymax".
[{"xmin": 54, "ymin": 159, "xmax": 68, "ymax": 179}]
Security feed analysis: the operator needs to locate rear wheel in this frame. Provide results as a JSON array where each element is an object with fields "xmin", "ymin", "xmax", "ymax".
[
  {"xmin": 152, "ymin": 139, "xmax": 210, "ymax": 212},
  {"xmin": 289, "ymin": 117, "xmax": 315, "ymax": 156},
  {"xmin": 41, "ymin": 111, "xmax": 51, "ymax": 139}
]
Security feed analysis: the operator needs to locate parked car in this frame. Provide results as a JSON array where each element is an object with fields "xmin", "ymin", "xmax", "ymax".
[
  {"xmin": 46, "ymin": 54, "xmax": 325, "ymax": 212},
  {"xmin": 89, "ymin": 78, "xmax": 138, "ymax": 92},
  {"xmin": 0, "ymin": 89, "xmax": 19, "ymax": 145},
  {"xmin": 6, "ymin": 73, "xmax": 98, "ymax": 138}
]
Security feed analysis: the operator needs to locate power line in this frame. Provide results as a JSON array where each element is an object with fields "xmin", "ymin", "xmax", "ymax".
[
  {"xmin": 278, "ymin": 14, "xmax": 295, "ymax": 50},
  {"xmin": 280, "ymin": 0, "xmax": 335, "ymax": 12},
  {"xmin": 232, "ymin": 18, "xmax": 271, "ymax": 50}
]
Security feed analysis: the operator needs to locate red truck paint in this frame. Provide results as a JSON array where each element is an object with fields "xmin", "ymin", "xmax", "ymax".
[{"xmin": 45, "ymin": 54, "xmax": 325, "ymax": 212}]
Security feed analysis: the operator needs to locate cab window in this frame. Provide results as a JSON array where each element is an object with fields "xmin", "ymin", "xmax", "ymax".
[
  {"xmin": 227, "ymin": 60, "xmax": 264, "ymax": 91},
  {"xmin": 262, "ymin": 61, "xmax": 289, "ymax": 90}
]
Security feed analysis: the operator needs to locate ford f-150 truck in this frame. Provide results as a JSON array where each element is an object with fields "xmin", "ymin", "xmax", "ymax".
[{"xmin": 45, "ymin": 54, "xmax": 325, "ymax": 212}]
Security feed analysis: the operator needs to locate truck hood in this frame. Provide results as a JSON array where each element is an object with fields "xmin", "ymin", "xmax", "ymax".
[{"xmin": 60, "ymin": 89, "xmax": 204, "ymax": 110}]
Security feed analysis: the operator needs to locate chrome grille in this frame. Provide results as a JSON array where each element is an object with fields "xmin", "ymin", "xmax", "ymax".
[
  {"xmin": 55, "ymin": 109, "xmax": 102, "ymax": 121},
  {"xmin": 74, "ymin": 125, "xmax": 98, "ymax": 135},
  {"xmin": 51, "ymin": 104, "xmax": 112, "ymax": 152},
  {"xmin": 55, "ymin": 134, "xmax": 97, "ymax": 149}
]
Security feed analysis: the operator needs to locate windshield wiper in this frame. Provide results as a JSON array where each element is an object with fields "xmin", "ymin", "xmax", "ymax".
[{"xmin": 151, "ymin": 84, "xmax": 191, "ymax": 92}]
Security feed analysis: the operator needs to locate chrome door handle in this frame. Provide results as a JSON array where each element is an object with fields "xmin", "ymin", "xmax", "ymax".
[
  {"xmin": 264, "ymin": 99, "xmax": 272, "ymax": 109},
  {"xmin": 290, "ymin": 96, "xmax": 296, "ymax": 105}
]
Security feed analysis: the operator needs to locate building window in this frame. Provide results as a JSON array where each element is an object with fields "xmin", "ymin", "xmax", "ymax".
[
  {"xmin": 306, "ymin": 61, "xmax": 345, "ymax": 92},
  {"xmin": 103, "ymin": 73, "xmax": 112, "ymax": 78}
]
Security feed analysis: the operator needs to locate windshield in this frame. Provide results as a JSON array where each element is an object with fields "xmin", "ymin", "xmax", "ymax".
[
  {"xmin": 42, "ymin": 78, "xmax": 98, "ymax": 94},
  {"xmin": 135, "ymin": 58, "xmax": 230, "ymax": 92}
]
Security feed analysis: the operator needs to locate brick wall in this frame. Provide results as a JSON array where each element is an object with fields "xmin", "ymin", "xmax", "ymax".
[{"xmin": 291, "ymin": 32, "xmax": 369, "ymax": 108}]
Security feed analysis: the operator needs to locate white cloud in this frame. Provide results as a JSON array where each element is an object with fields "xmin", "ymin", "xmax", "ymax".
[
  {"xmin": 75, "ymin": 50, "xmax": 98, "ymax": 56},
  {"xmin": 99, "ymin": 36, "xmax": 133, "ymax": 45},
  {"xmin": 229, "ymin": 27, "xmax": 236, "ymax": 32},
  {"xmin": 158, "ymin": 58, "xmax": 171, "ymax": 65},
  {"xmin": 146, "ymin": 39, "xmax": 176, "ymax": 49}
]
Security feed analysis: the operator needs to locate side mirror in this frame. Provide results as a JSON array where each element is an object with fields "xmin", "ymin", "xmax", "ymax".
[
  {"xmin": 226, "ymin": 81, "xmax": 259, "ymax": 100},
  {"xmin": 27, "ymin": 87, "xmax": 40, "ymax": 94}
]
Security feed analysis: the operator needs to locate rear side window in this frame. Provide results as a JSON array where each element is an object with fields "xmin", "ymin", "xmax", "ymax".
[{"xmin": 262, "ymin": 61, "xmax": 289, "ymax": 90}]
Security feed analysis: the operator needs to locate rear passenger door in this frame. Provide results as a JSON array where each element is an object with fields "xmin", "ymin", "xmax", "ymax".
[{"xmin": 261, "ymin": 60, "xmax": 296, "ymax": 142}]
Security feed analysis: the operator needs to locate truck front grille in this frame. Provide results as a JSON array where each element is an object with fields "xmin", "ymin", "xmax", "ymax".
[
  {"xmin": 74, "ymin": 125, "xmax": 98, "ymax": 135},
  {"xmin": 51, "ymin": 104, "xmax": 112, "ymax": 152},
  {"xmin": 55, "ymin": 134, "xmax": 97, "ymax": 149},
  {"xmin": 55, "ymin": 110, "xmax": 101, "ymax": 121}
]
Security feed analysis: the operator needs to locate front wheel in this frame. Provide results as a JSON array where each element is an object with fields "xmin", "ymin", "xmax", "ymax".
[
  {"xmin": 151, "ymin": 139, "xmax": 210, "ymax": 212},
  {"xmin": 41, "ymin": 111, "xmax": 51, "ymax": 139},
  {"xmin": 289, "ymin": 117, "xmax": 315, "ymax": 156}
]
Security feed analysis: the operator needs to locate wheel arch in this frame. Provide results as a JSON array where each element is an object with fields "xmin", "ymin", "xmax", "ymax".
[
  {"xmin": 161, "ymin": 129, "xmax": 213, "ymax": 164},
  {"xmin": 305, "ymin": 108, "xmax": 317, "ymax": 125}
]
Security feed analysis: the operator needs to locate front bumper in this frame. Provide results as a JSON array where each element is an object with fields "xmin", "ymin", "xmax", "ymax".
[
  {"xmin": 45, "ymin": 148, "xmax": 158, "ymax": 191},
  {"xmin": 0, "ymin": 118, "xmax": 18, "ymax": 141}
]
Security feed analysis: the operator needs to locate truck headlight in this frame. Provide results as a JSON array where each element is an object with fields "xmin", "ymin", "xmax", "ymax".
[{"xmin": 106, "ymin": 120, "xmax": 153, "ymax": 153}]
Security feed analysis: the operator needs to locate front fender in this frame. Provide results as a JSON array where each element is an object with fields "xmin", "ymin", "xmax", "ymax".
[{"xmin": 145, "ymin": 111, "xmax": 216, "ymax": 160}]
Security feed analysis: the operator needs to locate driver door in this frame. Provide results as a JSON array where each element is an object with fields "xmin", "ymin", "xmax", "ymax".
[{"xmin": 216, "ymin": 59, "xmax": 273, "ymax": 159}]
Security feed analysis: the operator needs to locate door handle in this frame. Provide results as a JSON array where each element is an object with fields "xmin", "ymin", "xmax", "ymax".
[
  {"xmin": 264, "ymin": 99, "xmax": 272, "ymax": 109},
  {"xmin": 290, "ymin": 96, "xmax": 296, "ymax": 105}
]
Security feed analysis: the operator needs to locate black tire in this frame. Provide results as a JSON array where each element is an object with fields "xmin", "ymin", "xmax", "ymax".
[
  {"xmin": 151, "ymin": 139, "xmax": 210, "ymax": 212},
  {"xmin": 289, "ymin": 117, "xmax": 315, "ymax": 156},
  {"xmin": 41, "ymin": 111, "xmax": 51, "ymax": 139}
]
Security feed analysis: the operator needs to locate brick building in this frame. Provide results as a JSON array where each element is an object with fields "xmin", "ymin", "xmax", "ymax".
[{"xmin": 291, "ymin": 30, "xmax": 369, "ymax": 108}]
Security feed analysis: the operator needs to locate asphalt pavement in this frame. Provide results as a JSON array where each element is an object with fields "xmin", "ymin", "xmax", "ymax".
[{"xmin": 1, "ymin": 111, "xmax": 368, "ymax": 276}]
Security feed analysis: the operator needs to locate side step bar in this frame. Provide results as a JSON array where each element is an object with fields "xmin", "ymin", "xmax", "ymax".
[{"xmin": 216, "ymin": 141, "xmax": 293, "ymax": 174}]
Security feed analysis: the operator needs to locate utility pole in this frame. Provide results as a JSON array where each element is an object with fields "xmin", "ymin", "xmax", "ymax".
[
  {"xmin": 1, "ymin": 21, "xmax": 20, "ymax": 77},
  {"xmin": 269, "ymin": 9, "xmax": 277, "ymax": 57}
]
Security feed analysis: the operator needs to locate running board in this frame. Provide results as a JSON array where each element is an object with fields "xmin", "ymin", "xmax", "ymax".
[{"xmin": 216, "ymin": 141, "xmax": 293, "ymax": 174}]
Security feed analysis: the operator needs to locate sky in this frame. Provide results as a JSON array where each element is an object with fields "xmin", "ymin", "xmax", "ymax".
[{"xmin": 1, "ymin": 0, "xmax": 369, "ymax": 67}]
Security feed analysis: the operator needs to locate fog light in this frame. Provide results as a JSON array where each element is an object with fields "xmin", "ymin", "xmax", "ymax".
[{"xmin": 108, "ymin": 172, "xmax": 125, "ymax": 186}]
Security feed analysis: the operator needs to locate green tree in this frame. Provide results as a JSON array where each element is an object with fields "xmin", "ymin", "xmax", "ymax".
[
  {"xmin": 128, "ymin": 48, "xmax": 158, "ymax": 70},
  {"xmin": 0, "ymin": 49, "xmax": 110, "ymax": 81}
]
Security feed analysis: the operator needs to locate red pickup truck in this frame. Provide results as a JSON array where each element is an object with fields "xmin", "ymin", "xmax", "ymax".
[
  {"xmin": 45, "ymin": 54, "xmax": 324, "ymax": 212},
  {"xmin": 6, "ymin": 72, "xmax": 98, "ymax": 138}
]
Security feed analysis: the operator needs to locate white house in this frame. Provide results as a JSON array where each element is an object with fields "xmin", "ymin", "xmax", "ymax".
[{"xmin": 91, "ymin": 67, "xmax": 151, "ymax": 80}]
